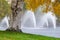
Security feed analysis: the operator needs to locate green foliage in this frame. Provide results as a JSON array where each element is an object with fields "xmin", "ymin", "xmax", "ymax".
[{"xmin": 0, "ymin": 0, "xmax": 11, "ymax": 19}]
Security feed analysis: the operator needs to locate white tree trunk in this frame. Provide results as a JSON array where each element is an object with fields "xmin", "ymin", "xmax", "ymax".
[{"xmin": 10, "ymin": 0, "xmax": 24, "ymax": 31}]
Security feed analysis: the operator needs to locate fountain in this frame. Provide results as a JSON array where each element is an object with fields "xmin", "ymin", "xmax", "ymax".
[
  {"xmin": 0, "ymin": 16, "xmax": 10, "ymax": 31},
  {"xmin": 38, "ymin": 11, "xmax": 57, "ymax": 29},
  {"xmin": 21, "ymin": 1, "xmax": 60, "ymax": 37},
  {"xmin": 21, "ymin": 10, "xmax": 36, "ymax": 28},
  {"xmin": 21, "ymin": 2, "xmax": 57, "ymax": 29},
  {"xmin": 35, "ymin": 4, "xmax": 47, "ymax": 28},
  {"xmin": 21, "ymin": 8, "xmax": 57, "ymax": 29},
  {"xmin": 46, "ymin": 11, "xmax": 57, "ymax": 29},
  {"xmin": 21, "ymin": 10, "xmax": 60, "ymax": 38}
]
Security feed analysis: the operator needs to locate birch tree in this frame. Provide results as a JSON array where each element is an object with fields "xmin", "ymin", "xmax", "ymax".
[{"xmin": 10, "ymin": 0, "xmax": 24, "ymax": 31}]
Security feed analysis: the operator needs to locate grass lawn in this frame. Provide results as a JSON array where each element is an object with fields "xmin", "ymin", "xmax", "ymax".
[{"xmin": 0, "ymin": 31, "xmax": 60, "ymax": 40}]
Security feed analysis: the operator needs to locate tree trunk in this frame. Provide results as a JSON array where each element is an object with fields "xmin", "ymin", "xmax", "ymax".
[{"xmin": 10, "ymin": 0, "xmax": 24, "ymax": 31}]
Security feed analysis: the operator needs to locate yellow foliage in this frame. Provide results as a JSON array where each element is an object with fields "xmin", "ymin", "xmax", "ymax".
[
  {"xmin": 24, "ymin": 0, "xmax": 60, "ymax": 17},
  {"xmin": 53, "ymin": 2, "xmax": 60, "ymax": 17},
  {"xmin": 24, "ymin": 0, "xmax": 46, "ymax": 11}
]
